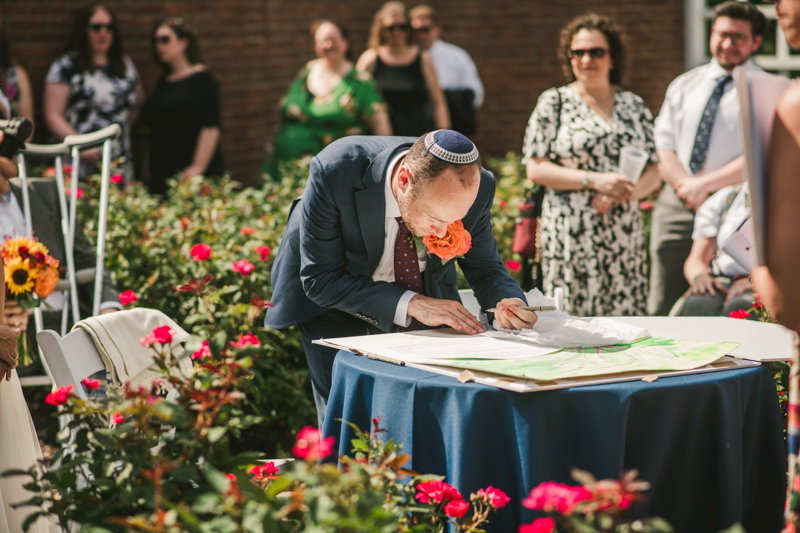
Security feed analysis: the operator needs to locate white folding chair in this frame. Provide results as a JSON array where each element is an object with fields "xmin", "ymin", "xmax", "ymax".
[
  {"xmin": 15, "ymin": 125, "xmax": 121, "ymax": 386},
  {"xmin": 35, "ymin": 328, "xmax": 104, "ymax": 400}
]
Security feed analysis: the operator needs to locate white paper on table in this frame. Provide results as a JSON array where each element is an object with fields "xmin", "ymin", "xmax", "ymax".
[
  {"xmin": 313, "ymin": 328, "xmax": 559, "ymax": 364},
  {"xmin": 491, "ymin": 289, "xmax": 651, "ymax": 348}
]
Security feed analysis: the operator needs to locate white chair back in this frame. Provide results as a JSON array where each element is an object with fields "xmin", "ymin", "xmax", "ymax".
[
  {"xmin": 36, "ymin": 328, "xmax": 105, "ymax": 400},
  {"xmin": 458, "ymin": 289, "xmax": 482, "ymax": 319}
]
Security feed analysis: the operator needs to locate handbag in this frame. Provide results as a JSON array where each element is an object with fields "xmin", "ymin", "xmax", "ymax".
[{"xmin": 512, "ymin": 89, "xmax": 562, "ymax": 260}]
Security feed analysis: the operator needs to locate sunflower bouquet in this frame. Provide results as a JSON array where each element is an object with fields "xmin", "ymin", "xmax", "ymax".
[{"xmin": 2, "ymin": 235, "xmax": 60, "ymax": 308}]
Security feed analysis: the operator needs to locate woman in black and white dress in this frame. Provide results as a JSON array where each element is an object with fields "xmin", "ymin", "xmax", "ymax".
[{"xmin": 523, "ymin": 13, "xmax": 661, "ymax": 316}]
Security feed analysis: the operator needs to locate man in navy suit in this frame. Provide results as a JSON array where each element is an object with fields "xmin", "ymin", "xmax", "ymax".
[{"xmin": 267, "ymin": 130, "xmax": 536, "ymax": 425}]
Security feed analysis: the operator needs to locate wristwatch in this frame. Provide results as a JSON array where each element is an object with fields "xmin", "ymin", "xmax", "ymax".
[{"xmin": 581, "ymin": 171, "xmax": 590, "ymax": 189}]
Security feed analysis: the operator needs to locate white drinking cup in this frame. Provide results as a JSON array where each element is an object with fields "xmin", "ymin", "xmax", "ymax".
[{"xmin": 618, "ymin": 146, "xmax": 649, "ymax": 183}]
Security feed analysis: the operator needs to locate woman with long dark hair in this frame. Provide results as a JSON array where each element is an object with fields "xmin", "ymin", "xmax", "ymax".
[
  {"xmin": 44, "ymin": 4, "xmax": 144, "ymax": 181},
  {"xmin": 140, "ymin": 17, "xmax": 225, "ymax": 194},
  {"xmin": 0, "ymin": 28, "xmax": 34, "ymax": 133}
]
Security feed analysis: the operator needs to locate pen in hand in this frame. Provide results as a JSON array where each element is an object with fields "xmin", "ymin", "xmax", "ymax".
[{"xmin": 484, "ymin": 305, "xmax": 556, "ymax": 313}]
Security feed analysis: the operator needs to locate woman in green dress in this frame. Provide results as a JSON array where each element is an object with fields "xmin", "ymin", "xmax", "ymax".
[{"xmin": 264, "ymin": 20, "xmax": 392, "ymax": 177}]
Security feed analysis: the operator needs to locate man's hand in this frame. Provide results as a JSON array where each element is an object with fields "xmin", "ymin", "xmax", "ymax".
[
  {"xmin": 689, "ymin": 272, "xmax": 726, "ymax": 297},
  {"xmin": 493, "ymin": 298, "xmax": 538, "ymax": 330},
  {"xmin": 4, "ymin": 300, "xmax": 28, "ymax": 329},
  {"xmin": 724, "ymin": 278, "xmax": 753, "ymax": 307},
  {"xmin": 407, "ymin": 294, "xmax": 485, "ymax": 335},
  {"xmin": 675, "ymin": 176, "xmax": 710, "ymax": 211}
]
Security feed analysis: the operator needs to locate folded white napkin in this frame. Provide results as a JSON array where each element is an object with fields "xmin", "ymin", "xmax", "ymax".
[
  {"xmin": 73, "ymin": 308, "xmax": 193, "ymax": 389},
  {"xmin": 492, "ymin": 289, "xmax": 651, "ymax": 348}
]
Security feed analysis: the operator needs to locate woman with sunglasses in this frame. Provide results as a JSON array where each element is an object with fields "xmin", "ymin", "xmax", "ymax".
[
  {"xmin": 522, "ymin": 13, "xmax": 661, "ymax": 316},
  {"xmin": 356, "ymin": 1, "xmax": 449, "ymax": 136},
  {"xmin": 44, "ymin": 4, "xmax": 144, "ymax": 182},
  {"xmin": 263, "ymin": 19, "xmax": 391, "ymax": 179},
  {"xmin": 140, "ymin": 17, "xmax": 225, "ymax": 195}
]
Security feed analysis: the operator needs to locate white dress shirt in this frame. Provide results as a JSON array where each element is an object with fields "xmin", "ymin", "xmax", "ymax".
[
  {"xmin": 0, "ymin": 191, "xmax": 121, "ymax": 313},
  {"xmin": 371, "ymin": 151, "xmax": 426, "ymax": 326},
  {"xmin": 692, "ymin": 184, "xmax": 749, "ymax": 277},
  {"xmin": 428, "ymin": 40, "xmax": 484, "ymax": 108},
  {"xmin": 654, "ymin": 58, "xmax": 764, "ymax": 175}
]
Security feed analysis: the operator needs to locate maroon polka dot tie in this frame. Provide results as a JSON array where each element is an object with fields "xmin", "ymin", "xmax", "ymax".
[{"xmin": 394, "ymin": 217, "xmax": 423, "ymax": 331}]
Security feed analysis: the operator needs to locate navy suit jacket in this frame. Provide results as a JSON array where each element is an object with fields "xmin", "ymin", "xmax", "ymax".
[{"xmin": 265, "ymin": 136, "xmax": 525, "ymax": 332}]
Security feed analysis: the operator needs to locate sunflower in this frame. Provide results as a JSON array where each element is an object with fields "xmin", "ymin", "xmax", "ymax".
[
  {"xmin": 2, "ymin": 235, "xmax": 48, "ymax": 260},
  {"xmin": 4, "ymin": 256, "xmax": 35, "ymax": 296}
]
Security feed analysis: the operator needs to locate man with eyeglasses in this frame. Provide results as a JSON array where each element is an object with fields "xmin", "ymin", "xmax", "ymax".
[
  {"xmin": 409, "ymin": 5, "xmax": 484, "ymax": 136},
  {"xmin": 648, "ymin": 1, "xmax": 768, "ymax": 316}
]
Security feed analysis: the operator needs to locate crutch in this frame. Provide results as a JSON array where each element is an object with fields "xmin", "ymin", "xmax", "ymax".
[
  {"xmin": 16, "ymin": 142, "xmax": 71, "ymax": 386},
  {"xmin": 62, "ymin": 124, "xmax": 121, "ymax": 318}
]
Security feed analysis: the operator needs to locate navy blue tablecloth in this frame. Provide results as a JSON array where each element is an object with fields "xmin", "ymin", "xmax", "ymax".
[{"xmin": 323, "ymin": 351, "xmax": 786, "ymax": 533}]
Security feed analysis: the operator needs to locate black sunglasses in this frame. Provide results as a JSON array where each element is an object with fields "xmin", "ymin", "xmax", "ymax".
[
  {"xmin": 413, "ymin": 25, "xmax": 433, "ymax": 34},
  {"xmin": 153, "ymin": 35, "xmax": 173, "ymax": 45},
  {"xmin": 383, "ymin": 23, "xmax": 410, "ymax": 32},
  {"xmin": 88, "ymin": 23, "xmax": 114, "ymax": 32},
  {"xmin": 568, "ymin": 48, "xmax": 608, "ymax": 59}
]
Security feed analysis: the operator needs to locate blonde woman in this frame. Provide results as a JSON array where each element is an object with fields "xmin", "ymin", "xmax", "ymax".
[{"xmin": 356, "ymin": 1, "xmax": 449, "ymax": 135}]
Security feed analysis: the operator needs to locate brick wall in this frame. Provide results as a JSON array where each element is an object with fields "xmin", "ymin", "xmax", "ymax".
[{"xmin": 1, "ymin": 0, "xmax": 684, "ymax": 186}]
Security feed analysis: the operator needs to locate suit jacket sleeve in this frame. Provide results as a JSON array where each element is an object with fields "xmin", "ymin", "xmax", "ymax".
[
  {"xmin": 457, "ymin": 171, "xmax": 526, "ymax": 309},
  {"xmin": 299, "ymin": 157, "xmax": 407, "ymax": 332}
]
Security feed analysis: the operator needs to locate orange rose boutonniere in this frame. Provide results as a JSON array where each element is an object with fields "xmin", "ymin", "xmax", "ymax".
[{"xmin": 422, "ymin": 220, "xmax": 472, "ymax": 263}]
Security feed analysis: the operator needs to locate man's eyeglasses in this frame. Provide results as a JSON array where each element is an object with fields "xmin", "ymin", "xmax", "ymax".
[
  {"xmin": 568, "ymin": 48, "xmax": 608, "ymax": 59},
  {"xmin": 88, "ymin": 23, "xmax": 114, "ymax": 33},
  {"xmin": 714, "ymin": 31, "xmax": 750, "ymax": 45},
  {"xmin": 413, "ymin": 25, "xmax": 433, "ymax": 34},
  {"xmin": 154, "ymin": 35, "xmax": 173, "ymax": 45},
  {"xmin": 383, "ymin": 23, "xmax": 410, "ymax": 32}
]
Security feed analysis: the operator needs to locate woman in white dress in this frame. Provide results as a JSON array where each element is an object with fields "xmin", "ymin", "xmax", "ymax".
[{"xmin": 0, "ymin": 126, "xmax": 52, "ymax": 533}]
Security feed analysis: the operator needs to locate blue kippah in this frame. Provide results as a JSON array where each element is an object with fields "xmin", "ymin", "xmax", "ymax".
[{"xmin": 422, "ymin": 130, "xmax": 479, "ymax": 164}]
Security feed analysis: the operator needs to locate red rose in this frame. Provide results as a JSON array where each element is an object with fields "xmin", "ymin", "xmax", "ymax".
[
  {"xmin": 255, "ymin": 245, "xmax": 271, "ymax": 261},
  {"xmin": 505, "ymin": 259, "xmax": 521, "ymax": 272},
  {"xmin": 81, "ymin": 377, "xmax": 101, "ymax": 390},
  {"xmin": 240, "ymin": 227, "xmax": 254, "ymax": 235},
  {"xmin": 76, "ymin": 188, "xmax": 84, "ymax": 199},
  {"xmin": 519, "ymin": 518, "xmax": 556, "ymax": 533},
  {"xmin": 231, "ymin": 333, "xmax": 261, "ymax": 349},
  {"xmin": 522, "ymin": 481, "xmax": 592, "ymax": 514},
  {"xmin": 45, "ymin": 385, "xmax": 74, "ymax": 406},
  {"xmin": 730, "ymin": 309, "xmax": 750, "ymax": 320},
  {"xmin": 477, "ymin": 486, "xmax": 511, "ymax": 510},
  {"xmin": 111, "ymin": 412, "xmax": 124, "ymax": 425},
  {"xmin": 191, "ymin": 243, "xmax": 212, "ymax": 261},
  {"xmin": 152, "ymin": 325, "xmax": 173, "ymax": 344},
  {"xmin": 232, "ymin": 259, "xmax": 254, "ymax": 275},
  {"xmin": 639, "ymin": 200, "xmax": 654, "ymax": 211},
  {"xmin": 293, "ymin": 426, "xmax": 335, "ymax": 461},
  {"xmin": 111, "ymin": 174, "xmax": 123, "ymax": 184},
  {"xmin": 423, "ymin": 220, "xmax": 472, "ymax": 261},
  {"xmin": 191, "ymin": 340, "xmax": 211, "ymax": 360},
  {"xmin": 444, "ymin": 500, "xmax": 469, "ymax": 518},
  {"xmin": 119, "ymin": 289, "xmax": 137, "ymax": 306},
  {"xmin": 416, "ymin": 480, "xmax": 463, "ymax": 504}
]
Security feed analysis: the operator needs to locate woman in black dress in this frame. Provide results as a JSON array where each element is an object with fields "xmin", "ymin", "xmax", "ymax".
[
  {"xmin": 141, "ymin": 17, "xmax": 224, "ymax": 195},
  {"xmin": 356, "ymin": 1, "xmax": 449, "ymax": 136}
]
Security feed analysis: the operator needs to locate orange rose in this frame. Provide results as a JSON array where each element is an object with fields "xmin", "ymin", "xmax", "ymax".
[
  {"xmin": 34, "ymin": 260, "xmax": 60, "ymax": 299},
  {"xmin": 423, "ymin": 220, "xmax": 472, "ymax": 261}
]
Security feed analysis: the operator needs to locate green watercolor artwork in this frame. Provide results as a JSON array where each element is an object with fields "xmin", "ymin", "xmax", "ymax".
[{"xmin": 426, "ymin": 337, "xmax": 740, "ymax": 381}]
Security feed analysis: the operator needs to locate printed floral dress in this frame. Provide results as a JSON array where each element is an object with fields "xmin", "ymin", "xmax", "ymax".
[
  {"xmin": 2, "ymin": 66, "xmax": 20, "ymax": 117},
  {"xmin": 264, "ymin": 63, "xmax": 387, "ymax": 177},
  {"xmin": 522, "ymin": 86, "xmax": 659, "ymax": 316},
  {"xmin": 45, "ymin": 52, "xmax": 140, "ymax": 180}
]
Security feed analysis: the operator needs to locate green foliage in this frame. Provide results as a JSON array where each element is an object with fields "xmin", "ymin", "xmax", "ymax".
[{"xmin": 74, "ymin": 164, "xmax": 317, "ymax": 455}]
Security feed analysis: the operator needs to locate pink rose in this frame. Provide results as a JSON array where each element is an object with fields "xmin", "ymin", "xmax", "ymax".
[
  {"xmin": 240, "ymin": 227, "xmax": 254, "ymax": 235},
  {"xmin": 45, "ymin": 385, "xmax": 74, "ymax": 406},
  {"xmin": 499, "ymin": 200, "xmax": 507, "ymax": 208},
  {"xmin": 505, "ymin": 259, "xmax": 521, "ymax": 272},
  {"xmin": 519, "ymin": 518, "xmax": 556, "ymax": 533},
  {"xmin": 416, "ymin": 480, "xmax": 463, "ymax": 504},
  {"xmin": 111, "ymin": 412, "xmax": 124, "ymax": 425},
  {"xmin": 111, "ymin": 173, "xmax": 123, "ymax": 184},
  {"xmin": 119, "ymin": 289, "xmax": 137, "ymax": 306},
  {"xmin": 191, "ymin": 243, "xmax": 212, "ymax": 261},
  {"xmin": 77, "ymin": 188, "xmax": 84, "ymax": 199},
  {"xmin": 293, "ymin": 426, "xmax": 335, "ymax": 461},
  {"xmin": 141, "ymin": 325, "xmax": 174, "ymax": 347},
  {"xmin": 477, "ymin": 486, "xmax": 510, "ymax": 510},
  {"xmin": 639, "ymin": 200, "xmax": 654, "ymax": 211},
  {"xmin": 231, "ymin": 333, "xmax": 260, "ymax": 349},
  {"xmin": 444, "ymin": 500, "xmax": 469, "ymax": 518},
  {"xmin": 81, "ymin": 377, "xmax": 101, "ymax": 390},
  {"xmin": 233, "ymin": 259, "xmax": 254, "ymax": 275},
  {"xmin": 255, "ymin": 245, "xmax": 271, "ymax": 261},
  {"xmin": 191, "ymin": 340, "xmax": 211, "ymax": 360},
  {"xmin": 522, "ymin": 481, "xmax": 592, "ymax": 514}
]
